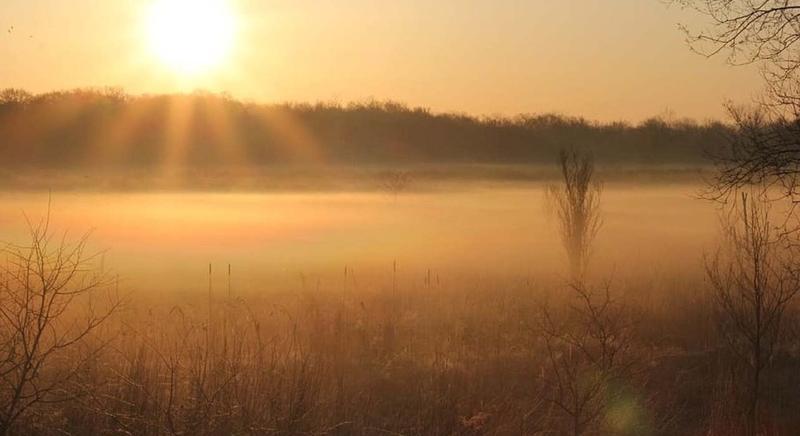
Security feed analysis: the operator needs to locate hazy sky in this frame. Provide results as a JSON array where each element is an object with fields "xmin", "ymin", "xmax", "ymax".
[{"xmin": 0, "ymin": 0, "xmax": 764, "ymax": 122}]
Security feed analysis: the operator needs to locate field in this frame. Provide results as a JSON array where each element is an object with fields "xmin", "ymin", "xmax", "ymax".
[
  {"xmin": 1, "ymin": 169, "xmax": 797, "ymax": 435},
  {"xmin": 0, "ymin": 171, "xmax": 715, "ymax": 292}
]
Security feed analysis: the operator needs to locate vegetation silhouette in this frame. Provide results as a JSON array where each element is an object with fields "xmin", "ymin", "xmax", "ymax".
[
  {"xmin": 547, "ymin": 149, "xmax": 602, "ymax": 281},
  {"xmin": 0, "ymin": 88, "xmax": 731, "ymax": 170}
]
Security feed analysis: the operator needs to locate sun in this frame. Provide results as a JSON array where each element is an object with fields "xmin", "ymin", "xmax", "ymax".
[{"xmin": 146, "ymin": 0, "xmax": 237, "ymax": 75}]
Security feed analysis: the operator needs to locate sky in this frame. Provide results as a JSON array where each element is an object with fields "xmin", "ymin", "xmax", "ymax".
[{"xmin": 0, "ymin": 0, "xmax": 764, "ymax": 122}]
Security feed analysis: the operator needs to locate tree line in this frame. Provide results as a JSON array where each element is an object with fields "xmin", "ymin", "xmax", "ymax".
[{"xmin": 0, "ymin": 88, "xmax": 730, "ymax": 168}]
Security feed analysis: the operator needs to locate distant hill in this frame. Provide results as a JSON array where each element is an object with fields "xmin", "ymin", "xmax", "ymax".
[{"xmin": 0, "ymin": 88, "xmax": 731, "ymax": 169}]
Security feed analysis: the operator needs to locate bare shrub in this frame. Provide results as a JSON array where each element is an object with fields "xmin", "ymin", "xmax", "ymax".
[
  {"xmin": 537, "ymin": 282, "xmax": 644, "ymax": 436},
  {"xmin": 705, "ymin": 191, "xmax": 800, "ymax": 435},
  {"xmin": 0, "ymin": 210, "xmax": 121, "ymax": 434}
]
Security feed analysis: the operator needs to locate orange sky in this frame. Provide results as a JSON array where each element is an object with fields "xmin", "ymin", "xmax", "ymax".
[{"xmin": 0, "ymin": 0, "xmax": 763, "ymax": 122}]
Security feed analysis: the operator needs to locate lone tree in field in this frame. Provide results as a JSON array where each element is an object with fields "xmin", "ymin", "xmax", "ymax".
[
  {"xmin": 380, "ymin": 170, "xmax": 412, "ymax": 201},
  {"xmin": 548, "ymin": 149, "xmax": 602, "ymax": 281},
  {"xmin": 0, "ymin": 211, "xmax": 121, "ymax": 434},
  {"xmin": 705, "ymin": 191, "xmax": 799, "ymax": 436}
]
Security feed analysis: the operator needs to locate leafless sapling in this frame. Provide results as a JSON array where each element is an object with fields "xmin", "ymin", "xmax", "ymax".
[{"xmin": 705, "ymin": 191, "xmax": 800, "ymax": 435}]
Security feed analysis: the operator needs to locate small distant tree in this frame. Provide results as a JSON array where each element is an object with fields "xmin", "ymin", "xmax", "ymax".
[
  {"xmin": 0, "ymin": 211, "xmax": 121, "ymax": 434},
  {"xmin": 380, "ymin": 170, "xmax": 412, "ymax": 201},
  {"xmin": 547, "ymin": 149, "xmax": 603, "ymax": 281},
  {"xmin": 705, "ymin": 191, "xmax": 800, "ymax": 436}
]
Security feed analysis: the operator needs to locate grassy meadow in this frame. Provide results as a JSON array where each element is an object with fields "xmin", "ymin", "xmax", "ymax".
[{"xmin": 1, "ymin": 167, "xmax": 797, "ymax": 436}]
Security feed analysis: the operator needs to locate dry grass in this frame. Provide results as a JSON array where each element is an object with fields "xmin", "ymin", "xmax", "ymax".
[
  {"xmin": 0, "ymin": 179, "xmax": 797, "ymax": 435},
  {"xmin": 0, "ymin": 266, "xmax": 795, "ymax": 435}
]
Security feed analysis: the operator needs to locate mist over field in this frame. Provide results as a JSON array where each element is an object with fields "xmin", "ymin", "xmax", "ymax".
[
  {"xmin": 0, "ymin": 180, "xmax": 717, "ymax": 292},
  {"xmin": 2, "ymin": 88, "xmax": 799, "ymax": 435},
  {"xmin": 1, "ymin": 86, "xmax": 799, "ymax": 436}
]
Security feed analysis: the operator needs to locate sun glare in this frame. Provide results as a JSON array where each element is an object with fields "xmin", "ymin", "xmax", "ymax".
[{"xmin": 146, "ymin": 0, "xmax": 236, "ymax": 74}]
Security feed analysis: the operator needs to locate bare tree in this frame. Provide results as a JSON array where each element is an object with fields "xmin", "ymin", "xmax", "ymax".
[
  {"xmin": 672, "ymin": 1, "xmax": 800, "ymax": 101},
  {"xmin": 705, "ymin": 191, "xmax": 799, "ymax": 435},
  {"xmin": 674, "ymin": 1, "xmax": 800, "ymax": 206},
  {"xmin": 0, "ymin": 210, "xmax": 121, "ymax": 434},
  {"xmin": 379, "ymin": 170, "xmax": 412, "ymax": 201},
  {"xmin": 547, "ymin": 149, "xmax": 602, "ymax": 281},
  {"xmin": 669, "ymin": 8, "xmax": 800, "ymax": 428},
  {"xmin": 704, "ymin": 104, "xmax": 800, "ymax": 203}
]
